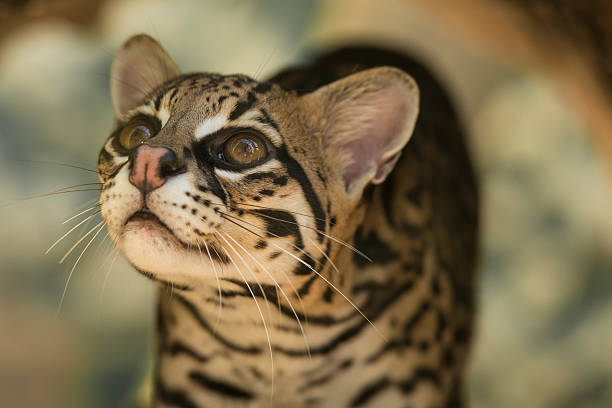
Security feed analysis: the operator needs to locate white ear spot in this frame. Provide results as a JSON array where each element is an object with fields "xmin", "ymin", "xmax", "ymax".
[
  {"xmin": 111, "ymin": 34, "xmax": 181, "ymax": 117},
  {"xmin": 301, "ymin": 67, "xmax": 419, "ymax": 199}
]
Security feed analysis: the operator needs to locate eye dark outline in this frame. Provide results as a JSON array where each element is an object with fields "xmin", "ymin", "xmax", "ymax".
[
  {"xmin": 218, "ymin": 132, "xmax": 268, "ymax": 165},
  {"xmin": 204, "ymin": 128, "xmax": 274, "ymax": 170},
  {"xmin": 113, "ymin": 114, "xmax": 162, "ymax": 153}
]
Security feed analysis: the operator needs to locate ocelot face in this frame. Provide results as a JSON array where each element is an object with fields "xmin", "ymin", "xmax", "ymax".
[{"xmin": 98, "ymin": 35, "xmax": 419, "ymax": 290}]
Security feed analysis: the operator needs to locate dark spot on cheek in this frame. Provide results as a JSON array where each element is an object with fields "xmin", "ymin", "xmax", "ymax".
[
  {"xmin": 259, "ymin": 189, "xmax": 274, "ymax": 196},
  {"xmin": 274, "ymin": 176, "xmax": 288, "ymax": 186},
  {"xmin": 269, "ymin": 251, "xmax": 281, "ymax": 260},
  {"xmin": 253, "ymin": 196, "xmax": 261, "ymax": 202},
  {"xmin": 198, "ymin": 185, "xmax": 209, "ymax": 193},
  {"xmin": 254, "ymin": 240, "xmax": 267, "ymax": 249},
  {"xmin": 181, "ymin": 204, "xmax": 187, "ymax": 209},
  {"xmin": 330, "ymin": 216, "xmax": 337, "ymax": 226},
  {"xmin": 191, "ymin": 209, "xmax": 197, "ymax": 215},
  {"xmin": 203, "ymin": 200, "xmax": 211, "ymax": 207}
]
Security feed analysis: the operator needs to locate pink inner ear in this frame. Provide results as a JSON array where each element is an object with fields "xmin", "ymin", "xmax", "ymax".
[{"xmin": 340, "ymin": 88, "xmax": 407, "ymax": 188}]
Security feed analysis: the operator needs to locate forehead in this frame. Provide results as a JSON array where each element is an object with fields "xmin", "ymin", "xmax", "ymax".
[{"xmin": 129, "ymin": 73, "xmax": 279, "ymax": 141}]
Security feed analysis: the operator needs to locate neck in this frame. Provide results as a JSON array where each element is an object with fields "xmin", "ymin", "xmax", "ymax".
[{"xmin": 152, "ymin": 241, "xmax": 467, "ymax": 407}]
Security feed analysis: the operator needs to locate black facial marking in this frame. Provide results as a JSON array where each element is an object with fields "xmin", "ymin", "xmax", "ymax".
[
  {"xmin": 254, "ymin": 240, "xmax": 267, "ymax": 249},
  {"xmin": 228, "ymin": 92, "xmax": 258, "ymax": 121},
  {"xmin": 258, "ymin": 108, "xmax": 280, "ymax": 132},
  {"xmin": 259, "ymin": 189, "xmax": 274, "ymax": 196},
  {"xmin": 293, "ymin": 254, "xmax": 316, "ymax": 275},
  {"xmin": 353, "ymin": 227, "xmax": 399, "ymax": 267},
  {"xmin": 252, "ymin": 208, "xmax": 304, "ymax": 249},
  {"xmin": 153, "ymin": 92, "xmax": 164, "ymax": 111},
  {"xmin": 218, "ymin": 95, "xmax": 227, "ymax": 105},
  {"xmin": 269, "ymin": 251, "xmax": 281, "ymax": 260},
  {"xmin": 277, "ymin": 146, "xmax": 326, "ymax": 242}
]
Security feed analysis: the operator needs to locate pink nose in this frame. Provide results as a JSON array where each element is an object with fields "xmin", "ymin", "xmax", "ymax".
[{"xmin": 129, "ymin": 145, "xmax": 181, "ymax": 192}]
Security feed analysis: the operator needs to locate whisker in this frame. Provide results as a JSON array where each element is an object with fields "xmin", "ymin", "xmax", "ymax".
[
  {"xmin": 220, "ymin": 216, "xmax": 386, "ymax": 342},
  {"xmin": 62, "ymin": 203, "xmax": 101, "ymax": 225},
  {"xmin": 218, "ymin": 210, "xmax": 321, "ymax": 273},
  {"xmin": 46, "ymin": 210, "xmax": 102, "ymax": 254},
  {"xmin": 224, "ymin": 232, "xmax": 311, "ymax": 359},
  {"xmin": 55, "ymin": 222, "xmax": 105, "ymax": 319},
  {"xmin": 1, "ymin": 188, "xmax": 102, "ymax": 208},
  {"xmin": 59, "ymin": 219, "xmax": 105, "ymax": 264},
  {"xmin": 310, "ymin": 238, "xmax": 340, "ymax": 275},
  {"xmin": 16, "ymin": 159, "xmax": 98, "ymax": 173},
  {"xmin": 237, "ymin": 206, "xmax": 371, "ymax": 263},
  {"xmin": 196, "ymin": 242, "xmax": 224, "ymax": 330},
  {"xmin": 233, "ymin": 202, "xmax": 326, "ymax": 223},
  {"xmin": 215, "ymin": 232, "xmax": 275, "ymax": 399},
  {"xmin": 97, "ymin": 251, "xmax": 120, "ymax": 328}
]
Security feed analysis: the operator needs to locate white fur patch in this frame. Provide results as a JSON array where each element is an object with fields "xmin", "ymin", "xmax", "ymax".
[
  {"xmin": 195, "ymin": 114, "xmax": 227, "ymax": 140},
  {"xmin": 214, "ymin": 168, "xmax": 244, "ymax": 181}
]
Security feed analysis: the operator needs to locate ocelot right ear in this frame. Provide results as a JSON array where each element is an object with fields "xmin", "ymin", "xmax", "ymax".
[
  {"xmin": 300, "ymin": 67, "xmax": 419, "ymax": 201},
  {"xmin": 111, "ymin": 34, "xmax": 181, "ymax": 117}
]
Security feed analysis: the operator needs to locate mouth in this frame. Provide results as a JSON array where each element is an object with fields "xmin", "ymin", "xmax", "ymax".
[{"xmin": 124, "ymin": 209, "xmax": 229, "ymax": 262}]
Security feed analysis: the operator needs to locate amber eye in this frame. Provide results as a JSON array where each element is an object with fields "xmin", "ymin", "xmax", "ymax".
[
  {"xmin": 118, "ymin": 122, "xmax": 156, "ymax": 150},
  {"xmin": 221, "ymin": 132, "xmax": 267, "ymax": 165}
]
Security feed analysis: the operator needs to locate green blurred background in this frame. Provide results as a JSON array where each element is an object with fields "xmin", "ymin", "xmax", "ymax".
[{"xmin": 1, "ymin": 0, "xmax": 612, "ymax": 407}]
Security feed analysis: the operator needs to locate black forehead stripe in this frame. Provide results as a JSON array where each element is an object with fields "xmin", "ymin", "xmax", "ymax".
[
  {"xmin": 277, "ymin": 147, "xmax": 326, "ymax": 242},
  {"xmin": 258, "ymin": 108, "xmax": 280, "ymax": 132},
  {"xmin": 153, "ymin": 92, "xmax": 164, "ymax": 111},
  {"xmin": 228, "ymin": 91, "xmax": 258, "ymax": 121}
]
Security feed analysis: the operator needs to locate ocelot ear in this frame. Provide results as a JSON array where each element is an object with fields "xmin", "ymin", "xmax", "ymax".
[
  {"xmin": 111, "ymin": 34, "xmax": 181, "ymax": 117},
  {"xmin": 301, "ymin": 67, "xmax": 419, "ymax": 199}
]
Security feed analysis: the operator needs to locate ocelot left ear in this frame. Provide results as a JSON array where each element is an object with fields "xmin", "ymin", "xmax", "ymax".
[
  {"xmin": 110, "ymin": 34, "xmax": 181, "ymax": 118},
  {"xmin": 301, "ymin": 67, "xmax": 419, "ymax": 199}
]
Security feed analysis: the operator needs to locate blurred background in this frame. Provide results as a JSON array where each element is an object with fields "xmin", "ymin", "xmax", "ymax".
[{"xmin": 1, "ymin": 0, "xmax": 612, "ymax": 407}]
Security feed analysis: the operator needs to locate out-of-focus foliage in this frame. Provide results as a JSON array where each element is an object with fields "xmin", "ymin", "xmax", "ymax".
[{"xmin": 0, "ymin": 1, "xmax": 611, "ymax": 407}]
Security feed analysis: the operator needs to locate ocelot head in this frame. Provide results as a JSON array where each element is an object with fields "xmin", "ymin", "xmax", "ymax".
[{"xmin": 98, "ymin": 34, "xmax": 419, "ymax": 290}]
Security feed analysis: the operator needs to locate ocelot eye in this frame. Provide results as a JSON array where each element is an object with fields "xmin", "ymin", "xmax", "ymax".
[
  {"xmin": 118, "ymin": 121, "xmax": 156, "ymax": 150},
  {"xmin": 221, "ymin": 132, "xmax": 268, "ymax": 165}
]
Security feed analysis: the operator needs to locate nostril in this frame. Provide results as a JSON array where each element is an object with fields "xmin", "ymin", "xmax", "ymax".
[
  {"xmin": 129, "ymin": 145, "xmax": 183, "ymax": 193},
  {"xmin": 159, "ymin": 150, "xmax": 184, "ymax": 178}
]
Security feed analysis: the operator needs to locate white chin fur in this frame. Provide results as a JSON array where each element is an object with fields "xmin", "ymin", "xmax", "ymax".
[{"xmin": 119, "ymin": 221, "xmax": 216, "ymax": 281}]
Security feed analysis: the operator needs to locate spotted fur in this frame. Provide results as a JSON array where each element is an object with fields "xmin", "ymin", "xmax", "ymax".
[{"xmin": 99, "ymin": 35, "xmax": 478, "ymax": 407}]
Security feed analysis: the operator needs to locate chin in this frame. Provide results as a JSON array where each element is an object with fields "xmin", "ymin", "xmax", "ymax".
[{"xmin": 119, "ymin": 219, "xmax": 214, "ymax": 284}]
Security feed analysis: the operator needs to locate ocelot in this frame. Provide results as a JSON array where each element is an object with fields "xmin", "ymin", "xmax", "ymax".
[{"xmin": 98, "ymin": 34, "xmax": 478, "ymax": 408}]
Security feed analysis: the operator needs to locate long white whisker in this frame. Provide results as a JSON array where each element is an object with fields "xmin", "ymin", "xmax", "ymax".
[
  {"xmin": 46, "ymin": 210, "xmax": 102, "ymax": 255},
  {"xmin": 310, "ymin": 238, "xmax": 340, "ymax": 275},
  {"xmin": 62, "ymin": 203, "xmax": 101, "ymax": 225},
  {"xmin": 96, "ymin": 250, "xmax": 119, "ymax": 327},
  {"xmin": 55, "ymin": 222, "xmax": 105, "ymax": 319},
  {"xmin": 226, "ymin": 225, "xmax": 387, "ymax": 342},
  {"xmin": 196, "ymin": 242, "xmax": 223, "ymax": 330},
  {"xmin": 224, "ymin": 232, "xmax": 311, "ymax": 359},
  {"xmin": 241, "ymin": 207, "xmax": 371, "ymax": 262},
  {"xmin": 59, "ymin": 220, "xmax": 104, "ymax": 264},
  {"xmin": 215, "ymin": 232, "xmax": 275, "ymax": 400}
]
